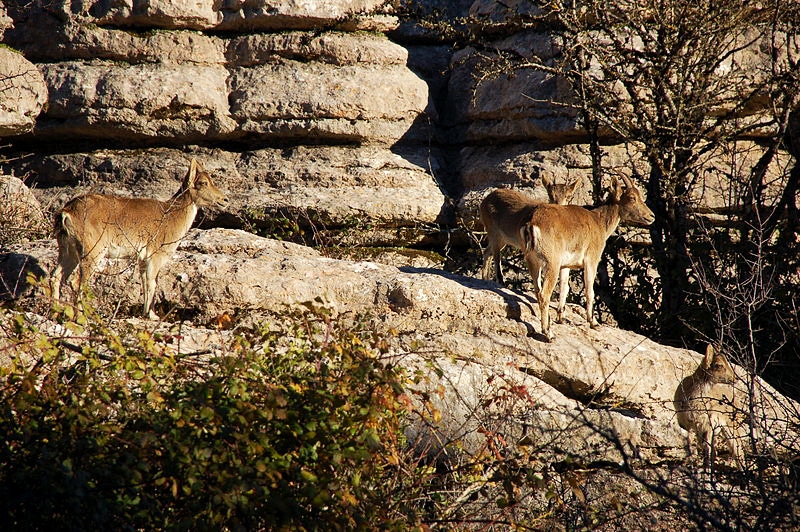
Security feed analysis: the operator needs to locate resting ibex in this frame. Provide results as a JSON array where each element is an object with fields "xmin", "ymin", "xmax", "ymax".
[
  {"xmin": 50, "ymin": 159, "xmax": 229, "ymax": 319},
  {"xmin": 479, "ymin": 176, "xmax": 579, "ymax": 285},
  {"xmin": 674, "ymin": 344, "xmax": 744, "ymax": 468},
  {"xmin": 521, "ymin": 174, "xmax": 654, "ymax": 341}
]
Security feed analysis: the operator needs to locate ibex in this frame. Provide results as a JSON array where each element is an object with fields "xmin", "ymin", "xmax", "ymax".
[
  {"xmin": 521, "ymin": 174, "xmax": 654, "ymax": 341},
  {"xmin": 50, "ymin": 159, "xmax": 229, "ymax": 319},
  {"xmin": 479, "ymin": 176, "xmax": 579, "ymax": 285},
  {"xmin": 674, "ymin": 344, "xmax": 744, "ymax": 468}
]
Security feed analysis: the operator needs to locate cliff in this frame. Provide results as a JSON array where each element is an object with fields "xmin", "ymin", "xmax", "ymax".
[{"xmin": 1, "ymin": 1, "xmax": 798, "ymax": 527}]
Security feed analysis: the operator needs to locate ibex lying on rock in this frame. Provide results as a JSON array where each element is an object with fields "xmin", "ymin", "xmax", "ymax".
[
  {"xmin": 479, "ymin": 176, "xmax": 579, "ymax": 285},
  {"xmin": 50, "ymin": 159, "xmax": 229, "ymax": 319},
  {"xmin": 521, "ymin": 174, "xmax": 654, "ymax": 341},
  {"xmin": 674, "ymin": 344, "xmax": 744, "ymax": 468}
]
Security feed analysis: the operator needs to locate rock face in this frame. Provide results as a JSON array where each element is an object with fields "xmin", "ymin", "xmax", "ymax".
[
  {"xmin": 3, "ymin": 228, "xmax": 797, "ymax": 468},
  {"xmin": 0, "ymin": 47, "xmax": 47, "ymax": 136},
  {"xmin": 1, "ymin": 1, "xmax": 799, "ymax": 515},
  {"xmin": 2, "ymin": 0, "xmax": 790, "ymax": 242},
  {"xmin": 1, "ymin": 1, "xmax": 442, "ymax": 244},
  {"xmin": 0, "ymin": 175, "xmax": 48, "ymax": 246}
]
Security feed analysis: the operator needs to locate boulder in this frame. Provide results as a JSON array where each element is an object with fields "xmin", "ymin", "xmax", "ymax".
[
  {"xmin": 0, "ymin": 175, "xmax": 48, "ymax": 246},
  {"xmin": 38, "ymin": 61, "xmax": 236, "ymax": 143},
  {"xmin": 0, "ymin": 47, "xmax": 47, "ymax": 136},
  {"xmin": 229, "ymin": 60, "xmax": 433, "ymax": 144}
]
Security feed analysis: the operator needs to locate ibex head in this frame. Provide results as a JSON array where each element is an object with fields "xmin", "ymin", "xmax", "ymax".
[
  {"xmin": 612, "ymin": 174, "xmax": 655, "ymax": 226},
  {"xmin": 180, "ymin": 158, "xmax": 230, "ymax": 209},
  {"xmin": 697, "ymin": 344, "xmax": 736, "ymax": 385}
]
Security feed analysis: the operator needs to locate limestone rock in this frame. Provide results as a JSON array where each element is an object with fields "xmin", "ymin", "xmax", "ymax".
[
  {"xmin": 445, "ymin": 42, "xmax": 582, "ymax": 144},
  {"xmin": 38, "ymin": 61, "xmax": 236, "ymax": 143},
  {"xmin": 228, "ymin": 31, "xmax": 409, "ymax": 67},
  {"xmin": 228, "ymin": 60, "xmax": 433, "ymax": 144},
  {"xmin": 7, "ymin": 228, "xmax": 796, "ymax": 467},
  {"xmin": 89, "ymin": 0, "xmax": 389, "ymax": 31},
  {"xmin": 0, "ymin": 47, "xmax": 47, "ymax": 136},
  {"xmin": 0, "ymin": 175, "xmax": 48, "ymax": 246}
]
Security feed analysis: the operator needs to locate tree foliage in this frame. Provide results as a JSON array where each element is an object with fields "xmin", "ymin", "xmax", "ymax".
[
  {"xmin": 468, "ymin": 0, "xmax": 800, "ymax": 396},
  {"xmin": 0, "ymin": 304, "xmax": 421, "ymax": 530}
]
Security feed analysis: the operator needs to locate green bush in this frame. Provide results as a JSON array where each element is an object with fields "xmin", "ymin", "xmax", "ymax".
[{"xmin": 0, "ymin": 304, "xmax": 419, "ymax": 531}]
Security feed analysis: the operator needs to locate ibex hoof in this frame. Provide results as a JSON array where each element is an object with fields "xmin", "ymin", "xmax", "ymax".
[
  {"xmin": 589, "ymin": 321, "xmax": 599, "ymax": 329},
  {"xmin": 147, "ymin": 310, "xmax": 160, "ymax": 321}
]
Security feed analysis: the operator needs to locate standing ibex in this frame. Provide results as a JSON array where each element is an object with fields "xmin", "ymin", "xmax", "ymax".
[
  {"xmin": 50, "ymin": 159, "xmax": 229, "ymax": 319},
  {"xmin": 521, "ymin": 174, "xmax": 654, "ymax": 341},
  {"xmin": 479, "ymin": 176, "xmax": 579, "ymax": 285},
  {"xmin": 674, "ymin": 344, "xmax": 744, "ymax": 468}
]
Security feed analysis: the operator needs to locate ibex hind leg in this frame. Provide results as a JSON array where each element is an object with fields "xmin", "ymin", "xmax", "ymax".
[
  {"xmin": 536, "ymin": 261, "xmax": 559, "ymax": 342},
  {"xmin": 139, "ymin": 257, "xmax": 162, "ymax": 320},
  {"xmin": 583, "ymin": 262, "xmax": 599, "ymax": 328}
]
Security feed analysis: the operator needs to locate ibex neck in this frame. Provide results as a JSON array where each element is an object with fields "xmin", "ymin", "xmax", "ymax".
[
  {"xmin": 592, "ymin": 203, "xmax": 622, "ymax": 239},
  {"xmin": 162, "ymin": 190, "xmax": 200, "ymax": 228}
]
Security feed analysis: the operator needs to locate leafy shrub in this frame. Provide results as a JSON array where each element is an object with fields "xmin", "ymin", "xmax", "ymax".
[{"xmin": 0, "ymin": 304, "xmax": 420, "ymax": 531}]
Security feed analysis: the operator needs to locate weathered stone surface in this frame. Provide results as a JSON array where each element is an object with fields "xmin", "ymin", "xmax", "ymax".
[
  {"xmin": 8, "ymin": 27, "xmax": 434, "ymax": 145},
  {"xmin": 0, "ymin": 176, "xmax": 48, "ymax": 246},
  {"xmin": 88, "ymin": 0, "xmax": 389, "ymax": 30},
  {"xmin": 457, "ymin": 143, "xmax": 596, "ymax": 195},
  {"xmin": 0, "ymin": 47, "xmax": 47, "ymax": 136},
  {"xmin": 39, "ymin": 61, "xmax": 236, "ymax": 143},
  {"xmin": 0, "ymin": 2, "xmax": 11, "ymax": 34},
  {"xmin": 468, "ymin": 0, "xmax": 549, "ymax": 30},
  {"xmin": 8, "ymin": 24, "xmax": 405, "ymax": 67},
  {"xmin": 229, "ymin": 60, "xmax": 433, "ymax": 143},
  {"xmin": 5, "ymin": 228, "xmax": 796, "ymax": 466},
  {"xmin": 19, "ymin": 145, "xmax": 449, "ymax": 238},
  {"xmin": 229, "ymin": 32, "xmax": 409, "ymax": 67},
  {"xmin": 445, "ymin": 41, "xmax": 582, "ymax": 144}
]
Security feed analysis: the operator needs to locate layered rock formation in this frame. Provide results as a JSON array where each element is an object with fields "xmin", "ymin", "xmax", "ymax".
[
  {"xmin": 3, "ymin": 227, "xmax": 797, "ymax": 471},
  {"xmin": 1, "ymin": 1, "xmax": 798, "ymax": 520},
  {"xmin": 1, "ymin": 0, "xmax": 446, "ymax": 244}
]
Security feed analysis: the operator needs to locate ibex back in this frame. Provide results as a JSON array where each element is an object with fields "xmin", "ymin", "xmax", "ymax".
[
  {"xmin": 50, "ymin": 158, "xmax": 229, "ymax": 319},
  {"xmin": 521, "ymin": 174, "xmax": 654, "ymax": 341},
  {"xmin": 479, "ymin": 176, "xmax": 579, "ymax": 285}
]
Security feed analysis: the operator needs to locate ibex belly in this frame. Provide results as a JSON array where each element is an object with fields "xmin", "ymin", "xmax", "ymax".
[{"xmin": 105, "ymin": 241, "xmax": 148, "ymax": 261}]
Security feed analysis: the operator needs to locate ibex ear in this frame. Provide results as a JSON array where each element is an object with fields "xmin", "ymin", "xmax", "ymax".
[
  {"xmin": 541, "ymin": 174, "xmax": 553, "ymax": 187},
  {"xmin": 702, "ymin": 344, "xmax": 715, "ymax": 369},
  {"xmin": 609, "ymin": 174, "xmax": 623, "ymax": 201},
  {"xmin": 183, "ymin": 158, "xmax": 201, "ymax": 189},
  {"xmin": 566, "ymin": 177, "xmax": 580, "ymax": 195}
]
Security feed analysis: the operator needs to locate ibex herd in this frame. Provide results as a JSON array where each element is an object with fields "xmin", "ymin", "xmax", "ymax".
[
  {"xmin": 479, "ymin": 176, "xmax": 746, "ymax": 468},
  {"xmin": 47, "ymin": 158, "xmax": 744, "ymax": 468},
  {"xmin": 480, "ymin": 173, "xmax": 654, "ymax": 341}
]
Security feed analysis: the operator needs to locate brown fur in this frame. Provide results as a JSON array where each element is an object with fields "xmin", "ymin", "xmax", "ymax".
[
  {"xmin": 479, "ymin": 177, "xmax": 579, "ymax": 285},
  {"xmin": 521, "ymin": 174, "xmax": 654, "ymax": 341},
  {"xmin": 50, "ymin": 159, "xmax": 228, "ymax": 319},
  {"xmin": 674, "ymin": 345, "xmax": 744, "ymax": 468}
]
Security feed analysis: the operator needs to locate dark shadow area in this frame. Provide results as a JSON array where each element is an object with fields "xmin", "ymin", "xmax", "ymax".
[{"xmin": 0, "ymin": 252, "xmax": 46, "ymax": 301}]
